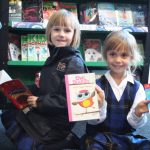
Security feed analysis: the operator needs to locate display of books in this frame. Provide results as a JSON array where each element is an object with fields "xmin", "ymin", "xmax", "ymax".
[
  {"xmin": 143, "ymin": 84, "xmax": 150, "ymax": 111},
  {"xmin": 83, "ymin": 39, "xmax": 103, "ymax": 62},
  {"xmin": 116, "ymin": 3, "xmax": 133, "ymax": 27},
  {"xmin": 0, "ymin": 70, "xmax": 32, "ymax": 110},
  {"xmin": 79, "ymin": 2, "xmax": 98, "ymax": 24},
  {"xmin": 65, "ymin": 73, "xmax": 100, "ymax": 121},
  {"xmin": 97, "ymin": 2, "xmax": 117, "ymax": 27}
]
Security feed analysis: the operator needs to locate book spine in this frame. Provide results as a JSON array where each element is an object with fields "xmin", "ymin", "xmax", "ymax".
[{"xmin": 65, "ymin": 75, "xmax": 73, "ymax": 121}]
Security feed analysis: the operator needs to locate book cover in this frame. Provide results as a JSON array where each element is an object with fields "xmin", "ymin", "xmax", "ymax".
[
  {"xmin": 83, "ymin": 39, "xmax": 103, "ymax": 62},
  {"xmin": 143, "ymin": 84, "xmax": 150, "ymax": 111},
  {"xmin": 0, "ymin": 70, "xmax": 32, "ymax": 110},
  {"xmin": 137, "ymin": 40, "xmax": 144, "ymax": 58},
  {"xmin": 131, "ymin": 4, "xmax": 147, "ymax": 27},
  {"xmin": 116, "ymin": 3, "xmax": 134, "ymax": 27},
  {"xmin": 8, "ymin": 33, "xmax": 21, "ymax": 61},
  {"xmin": 65, "ymin": 73, "xmax": 100, "ymax": 122},
  {"xmin": 37, "ymin": 34, "xmax": 49, "ymax": 61},
  {"xmin": 79, "ymin": 2, "xmax": 98, "ymax": 24},
  {"xmin": 97, "ymin": 2, "xmax": 117, "ymax": 27},
  {"xmin": 21, "ymin": 35, "xmax": 28, "ymax": 61},
  {"xmin": 9, "ymin": 0, "xmax": 22, "ymax": 24},
  {"xmin": 42, "ymin": 1, "xmax": 59, "ymax": 27},
  {"xmin": 27, "ymin": 34, "xmax": 39, "ymax": 61},
  {"xmin": 58, "ymin": 2, "xmax": 78, "ymax": 17},
  {"xmin": 22, "ymin": 0, "xmax": 43, "ymax": 22}
]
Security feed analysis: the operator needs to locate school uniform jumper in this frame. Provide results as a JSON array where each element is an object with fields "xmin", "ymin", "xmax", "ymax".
[{"xmin": 86, "ymin": 71, "xmax": 150, "ymax": 150}]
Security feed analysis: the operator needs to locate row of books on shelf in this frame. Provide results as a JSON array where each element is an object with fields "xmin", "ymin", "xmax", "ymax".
[
  {"xmin": 9, "ymin": 1, "xmax": 148, "ymax": 32},
  {"xmin": 8, "ymin": 33, "xmax": 49, "ymax": 61},
  {"xmin": 82, "ymin": 38, "xmax": 144, "ymax": 63},
  {"xmin": 8, "ymin": 34, "xmax": 144, "ymax": 63}
]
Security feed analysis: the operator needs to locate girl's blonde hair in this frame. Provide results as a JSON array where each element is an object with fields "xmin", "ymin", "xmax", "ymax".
[
  {"xmin": 103, "ymin": 30, "xmax": 143, "ymax": 71},
  {"xmin": 46, "ymin": 9, "xmax": 81, "ymax": 49}
]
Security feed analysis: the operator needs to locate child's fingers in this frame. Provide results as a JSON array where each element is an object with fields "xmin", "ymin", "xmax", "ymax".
[{"xmin": 95, "ymin": 85, "xmax": 105, "ymax": 100}]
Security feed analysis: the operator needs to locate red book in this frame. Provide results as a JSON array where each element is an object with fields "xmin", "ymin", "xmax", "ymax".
[{"xmin": 0, "ymin": 79, "xmax": 32, "ymax": 110}]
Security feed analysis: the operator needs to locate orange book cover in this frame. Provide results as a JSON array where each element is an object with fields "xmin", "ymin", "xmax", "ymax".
[{"xmin": 0, "ymin": 79, "xmax": 32, "ymax": 110}]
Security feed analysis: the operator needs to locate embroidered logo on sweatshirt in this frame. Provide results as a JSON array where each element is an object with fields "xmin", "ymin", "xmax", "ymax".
[{"xmin": 57, "ymin": 62, "xmax": 66, "ymax": 72}]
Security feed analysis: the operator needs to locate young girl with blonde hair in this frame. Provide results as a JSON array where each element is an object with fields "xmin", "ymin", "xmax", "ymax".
[
  {"xmin": 2, "ymin": 9, "xmax": 87, "ymax": 150},
  {"xmin": 84, "ymin": 30, "xmax": 150, "ymax": 150}
]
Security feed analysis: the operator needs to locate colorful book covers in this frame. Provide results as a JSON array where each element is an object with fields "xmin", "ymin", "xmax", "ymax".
[{"xmin": 65, "ymin": 73, "xmax": 100, "ymax": 121}]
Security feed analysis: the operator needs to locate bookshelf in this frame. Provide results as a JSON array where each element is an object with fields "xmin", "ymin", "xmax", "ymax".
[{"xmin": 0, "ymin": 0, "xmax": 150, "ymax": 84}]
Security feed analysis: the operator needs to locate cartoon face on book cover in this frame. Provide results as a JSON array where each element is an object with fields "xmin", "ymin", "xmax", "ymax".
[
  {"xmin": 65, "ymin": 73, "xmax": 100, "ymax": 121},
  {"xmin": 83, "ymin": 39, "xmax": 103, "ymax": 62}
]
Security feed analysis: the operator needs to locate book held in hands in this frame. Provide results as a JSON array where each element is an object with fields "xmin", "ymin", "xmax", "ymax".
[
  {"xmin": 0, "ymin": 70, "xmax": 32, "ymax": 112},
  {"xmin": 65, "ymin": 73, "xmax": 100, "ymax": 122}
]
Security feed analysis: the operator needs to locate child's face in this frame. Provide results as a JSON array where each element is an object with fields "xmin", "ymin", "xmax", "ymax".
[
  {"xmin": 106, "ymin": 49, "xmax": 133, "ymax": 76},
  {"xmin": 50, "ymin": 26, "xmax": 74, "ymax": 47}
]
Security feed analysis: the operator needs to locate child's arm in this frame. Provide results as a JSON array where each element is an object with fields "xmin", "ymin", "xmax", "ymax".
[{"xmin": 127, "ymin": 84, "xmax": 149, "ymax": 128}]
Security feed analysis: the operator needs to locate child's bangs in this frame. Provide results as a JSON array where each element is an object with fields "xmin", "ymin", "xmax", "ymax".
[
  {"xmin": 110, "ymin": 38, "xmax": 132, "ymax": 54},
  {"xmin": 54, "ymin": 15, "xmax": 75, "ymax": 29}
]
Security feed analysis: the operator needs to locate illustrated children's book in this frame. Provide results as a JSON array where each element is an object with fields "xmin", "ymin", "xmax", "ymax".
[
  {"xmin": 8, "ymin": 33, "xmax": 21, "ymax": 61},
  {"xmin": 0, "ymin": 70, "xmax": 32, "ymax": 111},
  {"xmin": 79, "ymin": 2, "xmax": 98, "ymax": 24},
  {"xmin": 143, "ymin": 84, "xmax": 150, "ymax": 111},
  {"xmin": 131, "ymin": 4, "xmax": 147, "ymax": 27},
  {"xmin": 9, "ymin": 0, "xmax": 22, "ymax": 24},
  {"xmin": 21, "ymin": 35, "xmax": 28, "ymax": 61},
  {"xmin": 97, "ymin": 2, "xmax": 117, "ymax": 27},
  {"xmin": 116, "ymin": 3, "xmax": 133, "ymax": 27},
  {"xmin": 65, "ymin": 73, "xmax": 100, "ymax": 122},
  {"xmin": 83, "ymin": 39, "xmax": 103, "ymax": 62}
]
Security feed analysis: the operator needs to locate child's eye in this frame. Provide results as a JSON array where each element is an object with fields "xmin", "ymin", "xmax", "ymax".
[
  {"xmin": 53, "ymin": 28, "xmax": 60, "ymax": 31},
  {"xmin": 64, "ymin": 29, "xmax": 72, "ymax": 33},
  {"xmin": 121, "ymin": 53, "xmax": 129, "ymax": 58},
  {"xmin": 109, "ymin": 52, "xmax": 116, "ymax": 57}
]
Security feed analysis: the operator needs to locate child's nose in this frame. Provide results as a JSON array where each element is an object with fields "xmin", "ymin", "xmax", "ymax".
[{"xmin": 115, "ymin": 56, "xmax": 122, "ymax": 62}]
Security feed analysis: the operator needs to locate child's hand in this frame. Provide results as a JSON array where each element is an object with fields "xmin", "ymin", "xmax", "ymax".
[
  {"xmin": 27, "ymin": 96, "xmax": 39, "ymax": 108},
  {"xmin": 135, "ymin": 100, "xmax": 150, "ymax": 117},
  {"xmin": 95, "ymin": 85, "xmax": 105, "ymax": 107}
]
